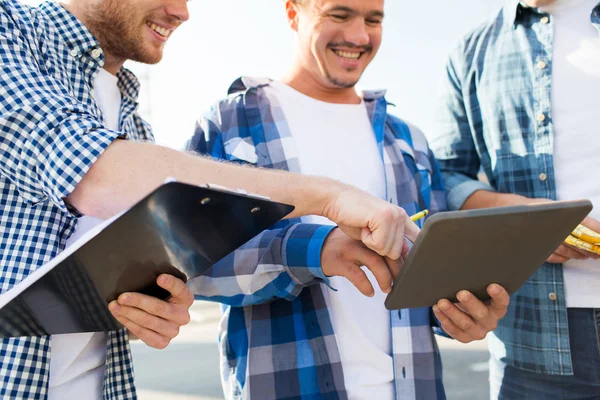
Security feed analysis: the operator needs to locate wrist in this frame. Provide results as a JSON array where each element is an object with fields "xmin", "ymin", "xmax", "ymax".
[{"xmin": 300, "ymin": 176, "xmax": 344, "ymax": 218}]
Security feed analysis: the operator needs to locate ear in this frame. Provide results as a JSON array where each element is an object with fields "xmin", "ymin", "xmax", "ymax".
[{"xmin": 284, "ymin": 0, "xmax": 300, "ymax": 32}]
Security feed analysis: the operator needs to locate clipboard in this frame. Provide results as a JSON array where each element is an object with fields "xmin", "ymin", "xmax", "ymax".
[
  {"xmin": 0, "ymin": 182, "xmax": 294, "ymax": 337},
  {"xmin": 385, "ymin": 200, "xmax": 593, "ymax": 310}
]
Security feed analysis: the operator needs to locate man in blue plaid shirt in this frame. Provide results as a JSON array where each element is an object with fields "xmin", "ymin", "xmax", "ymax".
[
  {"xmin": 186, "ymin": 0, "xmax": 511, "ymax": 399},
  {"xmin": 431, "ymin": 0, "xmax": 600, "ymax": 398},
  {"xmin": 1, "ymin": 0, "xmax": 437, "ymax": 397}
]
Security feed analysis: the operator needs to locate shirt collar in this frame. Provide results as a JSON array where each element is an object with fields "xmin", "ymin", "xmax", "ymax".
[
  {"xmin": 505, "ymin": 0, "xmax": 600, "ymax": 28},
  {"xmin": 39, "ymin": 2, "xmax": 140, "ymax": 102},
  {"xmin": 504, "ymin": 0, "xmax": 537, "ymax": 28},
  {"xmin": 227, "ymin": 76, "xmax": 387, "ymax": 102},
  {"xmin": 39, "ymin": 1, "xmax": 99, "ymax": 58},
  {"xmin": 116, "ymin": 68, "xmax": 141, "ymax": 103}
]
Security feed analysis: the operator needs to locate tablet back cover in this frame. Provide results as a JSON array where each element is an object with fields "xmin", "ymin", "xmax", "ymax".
[{"xmin": 385, "ymin": 200, "xmax": 592, "ymax": 310}]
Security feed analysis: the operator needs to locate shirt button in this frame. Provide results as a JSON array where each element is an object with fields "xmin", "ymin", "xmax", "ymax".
[
  {"xmin": 537, "ymin": 61, "xmax": 547, "ymax": 70},
  {"xmin": 549, "ymin": 292, "xmax": 557, "ymax": 301},
  {"xmin": 539, "ymin": 173, "xmax": 547, "ymax": 182},
  {"xmin": 70, "ymin": 49, "xmax": 78, "ymax": 57},
  {"xmin": 91, "ymin": 48, "xmax": 102, "ymax": 58},
  {"xmin": 541, "ymin": 16, "xmax": 550, "ymax": 24},
  {"xmin": 536, "ymin": 113, "xmax": 546, "ymax": 122}
]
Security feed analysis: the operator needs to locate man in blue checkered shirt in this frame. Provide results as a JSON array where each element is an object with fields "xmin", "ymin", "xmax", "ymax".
[
  {"xmin": 186, "ymin": 0, "xmax": 511, "ymax": 399},
  {"xmin": 1, "ymin": 0, "xmax": 439, "ymax": 397},
  {"xmin": 431, "ymin": 0, "xmax": 600, "ymax": 398}
]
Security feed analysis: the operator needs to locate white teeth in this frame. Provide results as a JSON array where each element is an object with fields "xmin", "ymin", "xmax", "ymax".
[
  {"xmin": 147, "ymin": 22, "xmax": 170, "ymax": 38},
  {"xmin": 333, "ymin": 50, "xmax": 361, "ymax": 60}
]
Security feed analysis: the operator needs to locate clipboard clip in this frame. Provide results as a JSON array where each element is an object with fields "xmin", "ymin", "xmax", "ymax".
[{"xmin": 204, "ymin": 183, "xmax": 272, "ymax": 201}]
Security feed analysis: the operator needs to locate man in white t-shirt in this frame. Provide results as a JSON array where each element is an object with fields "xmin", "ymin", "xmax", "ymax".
[
  {"xmin": 1, "ymin": 0, "xmax": 439, "ymax": 397},
  {"xmin": 187, "ymin": 1, "xmax": 511, "ymax": 399},
  {"xmin": 431, "ymin": 0, "xmax": 600, "ymax": 398}
]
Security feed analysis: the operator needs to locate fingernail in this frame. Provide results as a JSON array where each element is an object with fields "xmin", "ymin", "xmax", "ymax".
[
  {"xmin": 384, "ymin": 286, "xmax": 392, "ymax": 294},
  {"xmin": 158, "ymin": 275, "xmax": 170, "ymax": 287},
  {"xmin": 109, "ymin": 301, "xmax": 120, "ymax": 312},
  {"xmin": 120, "ymin": 294, "xmax": 131, "ymax": 305},
  {"xmin": 439, "ymin": 300, "xmax": 451, "ymax": 311},
  {"xmin": 457, "ymin": 291, "xmax": 470, "ymax": 302},
  {"xmin": 432, "ymin": 305, "xmax": 440, "ymax": 314},
  {"xmin": 489, "ymin": 284, "xmax": 500, "ymax": 295}
]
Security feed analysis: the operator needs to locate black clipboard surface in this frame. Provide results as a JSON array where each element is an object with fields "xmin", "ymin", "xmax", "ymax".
[
  {"xmin": 0, "ymin": 182, "xmax": 294, "ymax": 337},
  {"xmin": 385, "ymin": 200, "xmax": 593, "ymax": 310}
]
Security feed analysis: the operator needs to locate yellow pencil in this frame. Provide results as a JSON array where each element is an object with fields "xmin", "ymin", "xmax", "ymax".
[{"xmin": 410, "ymin": 209, "xmax": 429, "ymax": 222}]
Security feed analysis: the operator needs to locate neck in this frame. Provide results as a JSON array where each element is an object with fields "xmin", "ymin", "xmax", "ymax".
[
  {"xmin": 60, "ymin": 1, "xmax": 126, "ymax": 75},
  {"xmin": 282, "ymin": 64, "xmax": 361, "ymax": 105}
]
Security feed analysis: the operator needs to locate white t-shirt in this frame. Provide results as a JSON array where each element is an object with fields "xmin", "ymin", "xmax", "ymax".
[
  {"xmin": 265, "ymin": 81, "xmax": 393, "ymax": 400},
  {"xmin": 539, "ymin": 0, "xmax": 600, "ymax": 308},
  {"xmin": 49, "ymin": 68, "xmax": 122, "ymax": 399}
]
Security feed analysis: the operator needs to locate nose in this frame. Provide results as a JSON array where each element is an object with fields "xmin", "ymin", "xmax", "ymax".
[
  {"xmin": 165, "ymin": 0, "xmax": 190, "ymax": 23},
  {"xmin": 344, "ymin": 18, "xmax": 370, "ymax": 47}
]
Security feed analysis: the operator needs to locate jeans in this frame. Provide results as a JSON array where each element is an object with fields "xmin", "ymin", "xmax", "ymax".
[{"xmin": 490, "ymin": 308, "xmax": 600, "ymax": 400}]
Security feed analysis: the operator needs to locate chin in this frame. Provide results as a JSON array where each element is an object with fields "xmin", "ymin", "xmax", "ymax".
[
  {"xmin": 328, "ymin": 74, "xmax": 361, "ymax": 88},
  {"xmin": 132, "ymin": 49, "xmax": 163, "ymax": 65}
]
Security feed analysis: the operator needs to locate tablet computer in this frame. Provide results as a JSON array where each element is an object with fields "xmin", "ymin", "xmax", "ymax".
[
  {"xmin": 384, "ymin": 200, "xmax": 593, "ymax": 310},
  {"xmin": 0, "ymin": 182, "xmax": 294, "ymax": 337}
]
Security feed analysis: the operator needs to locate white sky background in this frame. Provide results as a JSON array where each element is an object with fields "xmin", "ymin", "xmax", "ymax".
[
  {"xmin": 133, "ymin": 0, "xmax": 506, "ymax": 147},
  {"xmin": 22, "ymin": 0, "xmax": 507, "ymax": 147}
]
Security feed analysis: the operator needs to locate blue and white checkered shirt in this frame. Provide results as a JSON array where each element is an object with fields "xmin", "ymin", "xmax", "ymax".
[
  {"xmin": 430, "ymin": 0, "xmax": 600, "ymax": 376},
  {"xmin": 186, "ymin": 77, "xmax": 448, "ymax": 400},
  {"xmin": 0, "ymin": 0, "xmax": 152, "ymax": 398}
]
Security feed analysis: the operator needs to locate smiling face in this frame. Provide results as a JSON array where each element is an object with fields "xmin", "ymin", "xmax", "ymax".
[
  {"xmin": 287, "ymin": 0, "xmax": 384, "ymax": 90},
  {"xmin": 80, "ymin": 0, "xmax": 189, "ymax": 65}
]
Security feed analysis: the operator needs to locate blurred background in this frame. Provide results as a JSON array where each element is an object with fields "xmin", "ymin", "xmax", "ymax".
[
  {"xmin": 23, "ymin": 0, "xmax": 509, "ymax": 398},
  {"xmin": 128, "ymin": 0, "xmax": 505, "ymax": 150}
]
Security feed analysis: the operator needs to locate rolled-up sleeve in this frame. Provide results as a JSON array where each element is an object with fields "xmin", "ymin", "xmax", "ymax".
[
  {"xmin": 0, "ymin": 26, "xmax": 119, "ymax": 213},
  {"xmin": 429, "ymin": 49, "xmax": 494, "ymax": 210}
]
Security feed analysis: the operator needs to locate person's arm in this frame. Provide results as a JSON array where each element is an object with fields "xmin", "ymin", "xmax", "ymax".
[
  {"xmin": 463, "ymin": 190, "xmax": 600, "ymax": 263},
  {"xmin": 186, "ymin": 115, "xmax": 406, "ymax": 306},
  {"xmin": 67, "ymin": 137, "xmax": 419, "ymax": 263},
  {"xmin": 0, "ymin": 22, "xmax": 190, "ymax": 349},
  {"xmin": 429, "ymin": 48, "xmax": 596, "ymax": 264},
  {"xmin": 429, "ymin": 49, "xmax": 495, "ymax": 212},
  {"xmin": 190, "ymin": 226, "xmax": 407, "ymax": 306}
]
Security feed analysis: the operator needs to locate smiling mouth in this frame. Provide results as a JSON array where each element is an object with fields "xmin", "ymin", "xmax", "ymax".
[
  {"xmin": 147, "ymin": 22, "xmax": 172, "ymax": 38},
  {"xmin": 332, "ymin": 49, "xmax": 362, "ymax": 60}
]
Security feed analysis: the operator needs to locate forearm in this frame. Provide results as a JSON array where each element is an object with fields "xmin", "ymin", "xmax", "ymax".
[
  {"xmin": 67, "ymin": 140, "xmax": 335, "ymax": 219},
  {"xmin": 462, "ymin": 190, "xmax": 543, "ymax": 210}
]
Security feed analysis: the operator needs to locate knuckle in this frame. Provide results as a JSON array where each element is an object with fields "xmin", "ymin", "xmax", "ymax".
[
  {"xmin": 396, "ymin": 207, "xmax": 408, "ymax": 220},
  {"xmin": 460, "ymin": 320, "xmax": 474, "ymax": 331},
  {"xmin": 475, "ymin": 309, "xmax": 489, "ymax": 320},
  {"xmin": 489, "ymin": 321, "xmax": 498, "ymax": 331},
  {"xmin": 380, "ymin": 205, "xmax": 396, "ymax": 219},
  {"xmin": 186, "ymin": 294, "xmax": 195, "ymax": 307},
  {"xmin": 141, "ymin": 314, "xmax": 157, "ymax": 330},
  {"xmin": 151, "ymin": 301, "xmax": 168, "ymax": 316},
  {"xmin": 169, "ymin": 326, "xmax": 181, "ymax": 339},
  {"xmin": 128, "ymin": 324, "xmax": 143, "ymax": 337}
]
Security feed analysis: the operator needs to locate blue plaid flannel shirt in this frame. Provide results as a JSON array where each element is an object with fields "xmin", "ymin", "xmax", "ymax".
[
  {"xmin": 430, "ymin": 0, "xmax": 600, "ymax": 376},
  {"xmin": 186, "ymin": 77, "xmax": 448, "ymax": 400},
  {"xmin": 0, "ymin": 0, "xmax": 153, "ymax": 398}
]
